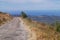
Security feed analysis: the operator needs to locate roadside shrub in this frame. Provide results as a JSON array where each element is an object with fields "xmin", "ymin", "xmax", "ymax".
[
  {"xmin": 21, "ymin": 11, "xmax": 28, "ymax": 18},
  {"xmin": 41, "ymin": 23, "xmax": 46, "ymax": 26},
  {"xmin": 3, "ymin": 18, "xmax": 7, "ymax": 21},
  {"xmin": 0, "ymin": 20, "xmax": 3, "ymax": 24},
  {"xmin": 55, "ymin": 21, "xmax": 60, "ymax": 32}
]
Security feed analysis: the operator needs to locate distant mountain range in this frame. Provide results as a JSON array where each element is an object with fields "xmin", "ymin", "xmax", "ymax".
[{"xmin": 28, "ymin": 15, "xmax": 60, "ymax": 24}]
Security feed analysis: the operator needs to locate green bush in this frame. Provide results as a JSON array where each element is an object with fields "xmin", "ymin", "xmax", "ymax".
[
  {"xmin": 21, "ymin": 11, "xmax": 28, "ymax": 18},
  {"xmin": 55, "ymin": 21, "xmax": 60, "ymax": 32}
]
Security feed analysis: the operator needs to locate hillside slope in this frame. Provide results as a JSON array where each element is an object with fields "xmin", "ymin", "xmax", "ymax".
[
  {"xmin": 0, "ymin": 12, "xmax": 12, "ymax": 25},
  {"xmin": 21, "ymin": 18, "xmax": 60, "ymax": 40}
]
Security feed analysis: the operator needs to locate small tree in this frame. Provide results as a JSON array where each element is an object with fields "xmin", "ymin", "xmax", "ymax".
[{"xmin": 21, "ymin": 11, "xmax": 28, "ymax": 18}]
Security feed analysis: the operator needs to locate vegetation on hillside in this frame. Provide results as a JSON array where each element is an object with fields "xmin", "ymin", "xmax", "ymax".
[
  {"xmin": 55, "ymin": 21, "xmax": 60, "ymax": 32},
  {"xmin": 21, "ymin": 12, "xmax": 60, "ymax": 40},
  {"xmin": 0, "ymin": 12, "xmax": 12, "ymax": 25}
]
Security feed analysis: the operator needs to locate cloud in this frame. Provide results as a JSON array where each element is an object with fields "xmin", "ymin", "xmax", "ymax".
[
  {"xmin": 0, "ymin": 0, "xmax": 48, "ymax": 4},
  {"xmin": 0, "ymin": 0, "xmax": 60, "ymax": 4},
  {"xmin": 0, "ymin": 0, "xmax": 60, "ymax": 10},
  {"xmin": 0, "ymin": 0, "xmax": 28, "ymax": 4},
  {"xmin": 0, "ymin": 0, "xmax": 57, "ymax": 4}
]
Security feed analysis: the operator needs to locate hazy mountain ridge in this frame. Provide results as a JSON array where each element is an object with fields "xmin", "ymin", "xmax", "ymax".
[{"xmin": 28, "ymin": 15, "xmax": 60, "ymax": 24}]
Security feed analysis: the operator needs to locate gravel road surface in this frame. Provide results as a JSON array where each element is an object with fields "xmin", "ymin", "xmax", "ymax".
[{"xmin": 0, "ymin": 17, "xmax": 28, "ymax": 40}]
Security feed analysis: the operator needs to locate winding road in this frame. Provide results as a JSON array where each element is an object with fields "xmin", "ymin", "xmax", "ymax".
[{"xmin": 0, "ymin": 17, "xmax": 28, "ymax": 40}]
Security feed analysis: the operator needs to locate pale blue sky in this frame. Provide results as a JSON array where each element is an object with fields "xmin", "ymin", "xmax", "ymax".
[{"xmin": 0, "ymin": 0, "xmax": 60, "ymax": 11}]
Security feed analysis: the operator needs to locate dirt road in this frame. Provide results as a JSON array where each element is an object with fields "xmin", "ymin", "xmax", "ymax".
[{"xmin": 0, "ymin": 17, "xmax": 28, "ymax": 40}]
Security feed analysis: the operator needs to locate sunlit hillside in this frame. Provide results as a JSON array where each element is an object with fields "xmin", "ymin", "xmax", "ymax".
[
  {"xmin": 21, "ymin": 14, "xmax": 60, "ymax": 40},
  {"xmin": 22, "ymin": 18, "xmax": 60, "ymax": 40},
  {"xmin": 0, "ymin": 12, "xmax": 12, "ymax": 25}
]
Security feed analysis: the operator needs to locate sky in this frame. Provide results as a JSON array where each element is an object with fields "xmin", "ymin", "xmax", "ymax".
[{"xmin": 0, "ymin": 0, "xmax": 60, "ymax": 11}]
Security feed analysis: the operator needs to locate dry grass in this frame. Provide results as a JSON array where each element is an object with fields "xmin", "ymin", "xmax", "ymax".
[
  {"xmin": 22, "ymin": 18, "xmax": 60, "ymax": 40},
  {"xmin": 0, "ymin": 12, "xmax": 13, "ymax": 25}
]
